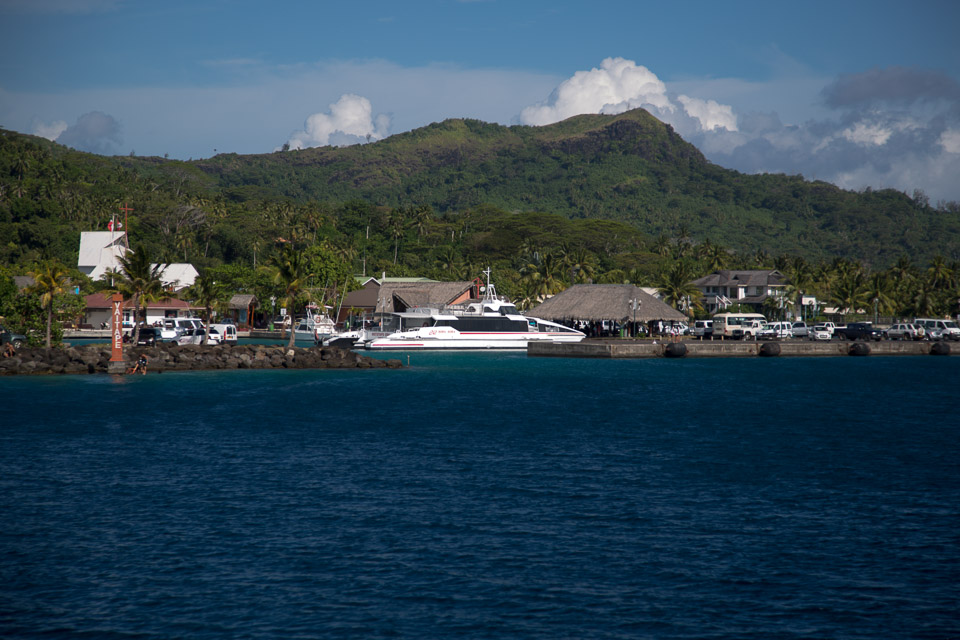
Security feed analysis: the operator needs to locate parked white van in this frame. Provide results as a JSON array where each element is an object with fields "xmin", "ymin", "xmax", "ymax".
[
  {"xmin": 913, "ymin": 318, "xmax": 960, "ymax": 341},
  {"xmin": 693, "ymin": 320, "xmax": 713, "ymax": 338},
  {"xmin": 759, "ymin": 321, "xmax": 794, "ymax": 340},
  {"xmin": 210, "ymin": 323, "xmax": 238, "ymax": 345},
  {"xmin": 712, "ymin": 313, "xmax": 766, "ymax": 339},
  {"xmin": 163, "ymin": 317, "xmax": 205, "ymax": 337}
]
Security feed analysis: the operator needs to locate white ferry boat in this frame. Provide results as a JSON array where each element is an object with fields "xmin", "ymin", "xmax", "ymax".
[{"xmin": 364, "ymin": 270, "xmax": 584, "ymax": 351}]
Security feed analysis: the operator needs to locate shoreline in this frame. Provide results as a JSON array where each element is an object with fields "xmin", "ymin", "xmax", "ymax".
[
  {"xmin": 529, "ymin": 338, "xmax": 955, "ymax": 358},
  {"xmin": 0, "ymin": 343, "xmax": 403, "ymax": 376}
]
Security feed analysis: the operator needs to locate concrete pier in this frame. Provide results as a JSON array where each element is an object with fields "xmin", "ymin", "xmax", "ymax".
[{"xmin": 528, "ymin": 339, "xmax": 955, "ymax": 358}]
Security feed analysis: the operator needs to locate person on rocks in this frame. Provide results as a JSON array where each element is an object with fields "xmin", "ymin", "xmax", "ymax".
[{"xmin": 129, "ymin": 354, "xmax": 148, "ymax": 375}]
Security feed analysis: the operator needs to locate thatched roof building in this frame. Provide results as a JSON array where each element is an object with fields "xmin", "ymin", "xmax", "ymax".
[
  {"xmin": 530, "ymin": 284, "xmax": 686, "ymax": 323},
  {"xmin": 380, "ymin": 282, "xmax": 475, "ymax": 312}
]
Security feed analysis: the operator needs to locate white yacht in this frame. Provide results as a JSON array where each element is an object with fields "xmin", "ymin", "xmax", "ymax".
[
  {"xmin": 364, "ymin": 270, "xmax": 584, "ymax": 351},
  {"xmin": 293, "ymin": 306, "xmax": 336, "ymax": 343}
]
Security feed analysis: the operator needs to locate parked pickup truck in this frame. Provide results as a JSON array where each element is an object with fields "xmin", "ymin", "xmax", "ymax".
[
  {"xmin": 834, "ymin": 322, "xmax": 884, "ymax": 341},
  {"xmin": 731, "ymin": 319, "xmax": 764, "ymax": 340},
  {"xmin": 1, "ymin": 325, "xmax": 27, "ymax": 349}
]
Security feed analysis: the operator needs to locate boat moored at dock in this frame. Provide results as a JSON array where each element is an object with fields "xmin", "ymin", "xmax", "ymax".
[{"xmin": 365, "ymin": 270, "xmax": 585, "ymax": 350}]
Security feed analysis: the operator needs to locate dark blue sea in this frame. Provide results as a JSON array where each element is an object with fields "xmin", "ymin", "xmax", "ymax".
[{"xmin": 2, "ymin": 353, "xmax": 958, "ymax": 639}]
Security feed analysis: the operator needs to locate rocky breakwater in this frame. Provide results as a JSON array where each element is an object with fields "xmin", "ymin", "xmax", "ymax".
[{"xmin": 0, "ymin": 343, "xmax": 402, "ymax": 376}]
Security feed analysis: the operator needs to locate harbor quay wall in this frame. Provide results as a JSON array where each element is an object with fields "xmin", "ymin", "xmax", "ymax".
[
  {"xmin": 528, "ymin": 339, "xmax": 954, "ymax": 359},
  {"xmin": 0, "ymin": 343, "xmax": 402, "ymax": 376}
]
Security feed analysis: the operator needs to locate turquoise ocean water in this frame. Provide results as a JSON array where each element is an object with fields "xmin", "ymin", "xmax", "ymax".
[{"xmin": 1, "ymin": 353, "xmax": 958, "ymax": 638}]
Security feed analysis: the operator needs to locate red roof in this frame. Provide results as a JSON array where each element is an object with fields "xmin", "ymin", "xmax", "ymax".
[{"xmin": 84, "ymin": 293, "xmax": 199, "ymax": 311}]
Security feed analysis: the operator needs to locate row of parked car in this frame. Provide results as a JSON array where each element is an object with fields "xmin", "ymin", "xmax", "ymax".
[
  {"xmin": 760, "ymin": 318, "xmax": 960, "ymax": 341},
  {"xmin": 692, "ymin": 318, "xmax": 960, "ymax": 341},
  {"xmin": 134, "ymin": 318, "xmax": 238, "ymax": 346}
]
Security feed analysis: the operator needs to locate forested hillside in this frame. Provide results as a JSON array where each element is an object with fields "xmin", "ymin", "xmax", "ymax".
[
  {"xmin": 1, "ymin": 109, "xmax": 958, "ymax": 321},
  {"xmin": 194, "ymin": 109, "xmax": 960, "ymax": 266}
]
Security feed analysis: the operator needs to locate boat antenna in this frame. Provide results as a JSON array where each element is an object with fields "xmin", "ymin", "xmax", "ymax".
[{"xmin": 482, "ymin": 267, "xmax": 496, "ymax": 301}]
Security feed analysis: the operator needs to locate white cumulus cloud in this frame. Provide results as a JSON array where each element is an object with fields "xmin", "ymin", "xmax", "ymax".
[
  {"xmin": 284, "ymin": 94, "xmax": 390, "ymax": 150},
  {"xmin": 53, "ymin": 111, "xmax": 122, "ymax": 154},
  {"xmin": 842, "ymin": 121, "xmax": 893, "ymax": 146},
  {"xmin": 520, "ymin": 59, "xmax": 960, "ymax": 203},
  {"xmin": 518, "ymin": 57, "xmax": 737, "ymax": 135},
  {"xmin": 939, "ymin": 129, "xmax": 960, "ymax": 154},
  {"xmin": 520, "ymin": 57, "xmax": 674, "ymax": 126},
  {"xmin": 676, "ymin": 95, "xmax": 738, "ymax": 132},
  {"xmin": 33, "ymin": 119, "xmax": 68, "ymax": 140}
]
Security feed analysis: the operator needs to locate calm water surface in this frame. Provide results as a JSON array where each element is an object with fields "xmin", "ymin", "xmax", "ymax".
[{"xmin": 1, "ymin": 354, "xmax": 958, "ymax": 639}]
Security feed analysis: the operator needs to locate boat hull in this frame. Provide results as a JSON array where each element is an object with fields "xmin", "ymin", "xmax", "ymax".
[{"xmin": 366, "ymin": 333, "xmax": 584, "ymax": 350}]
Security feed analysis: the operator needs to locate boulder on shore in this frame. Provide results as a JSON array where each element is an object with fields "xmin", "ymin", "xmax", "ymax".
[{"xmin": 0, "ymin": 343, "xmax": 402, "ymax": 376}]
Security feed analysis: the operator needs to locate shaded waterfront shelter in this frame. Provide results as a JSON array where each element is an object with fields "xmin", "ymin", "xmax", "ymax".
[
  {"xmin": 380, "ymin": 281, "xmax": 477, "ymax": 313},
  {"xmin": 530, "ymin": 284, "xmax": 686, "ymax": 332},
  {"xmin": 227, "ymin": 294, "xmax": 258, "ymax": 328},
  {"xmin": 337, "ymin": 276, "xmax": 436, "ymax": 323},
  {"xmin": 337, "ymin": 277, "xmax": 479, "ymax": 323}
]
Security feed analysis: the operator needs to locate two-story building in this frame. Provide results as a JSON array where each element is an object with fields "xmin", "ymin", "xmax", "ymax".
[{"xmin": 691, "ymin": 270, "xmax": 787, "ymax": 314}]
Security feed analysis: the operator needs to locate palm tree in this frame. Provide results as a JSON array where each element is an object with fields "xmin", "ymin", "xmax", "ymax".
[
  {"xmin": 388, "ymin": 207, "xmax": 406, "ymax": 264},
  {"xmin": 272, "ymin": 244, "xmax": 314, "ymax": 348},
  {"xmin": 909, "ymin": 281, "xmax": 938, "ymax": 318},
  {"xmin": 112, "ymin": 246, "xmax": 167, "ymax": 345},
  {"xmin": 926, "ymin": 255, "xmax": 953, "ymax": 290},
  {"xmin": 183, "ymin": 273, "xmax": 226, "ymax": 345},
  {"xmin": 596, "ymin": 268, "xmax": 627, "ymax": 284},
  {"xmin": 705, "ymin": 244, "xmax": 729, "ymax": 272},
  {"xmin": 831, "ymin": 269, "xmax": 869, "ymax": 319},
  {"xmin": 695, "ymin": 238, "xmax": 713, "ymax": 261},
  {"xmin": 175, "ymin": 230, "xmax": 194, "ymax": 261},
  {"xmin": 753, "ymin": 248, "xmax": 771, "ymax": 268},
  {"xmin": 27, "ymin": 261, "xmax": 71, "ymax": 348},
  {"xmin": 565, "ymin": 247, "xmax": 598, "ymax": 284},
  {"xmin": 412, "ymin": 205, "xmax": 433, "ymax": 242},
  {"xmin": 657, "ymin": 261, "xmax": 702, "ymax": 315},
  {"xmin": 865, "ymin": 272, "xmax": 895, "ymax": 321},
  {"xmin": 517, "ymin": 238, "xmax": 542, "ymax": 265},
  {"xmin": 652, "ymin": 235, "xmax": 671, "ymax": 257},
  {"xmin": 785, "ymin": 257, "xmax": 814, "ymax": 321},
  {"xmin": 521, "ymin": 252, "xmax": 564, "ymax": 302},
  {"xmin": 435, "ymin": 246, "xmax": 463, "ymax": 277},
  {"xmin": 628, "ymin": 267, "xmax": 653, "ymax": 287}
]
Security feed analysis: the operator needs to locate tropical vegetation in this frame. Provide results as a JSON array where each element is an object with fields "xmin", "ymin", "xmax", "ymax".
[{"xmin": 0, "ymin": 108, "xmax": 957, "ymax": 344}]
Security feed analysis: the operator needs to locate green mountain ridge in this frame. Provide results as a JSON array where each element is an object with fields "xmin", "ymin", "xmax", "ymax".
[
  {"xmin": 1, "ymin": 109, "xmax": 958, "ymax": 273},
  {"xmin": 191, "ymin": 109, "xmax": 958, "ymax": 266}
]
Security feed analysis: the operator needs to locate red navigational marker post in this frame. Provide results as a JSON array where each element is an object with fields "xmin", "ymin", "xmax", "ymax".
[{"xmin": 110, "ymin": 293, "xmax": 124, "ymax": 362}]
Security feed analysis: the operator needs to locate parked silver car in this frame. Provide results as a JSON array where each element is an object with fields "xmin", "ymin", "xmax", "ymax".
[
  {"xmin": 809, "ymin": 325, "xmax": 833, "ymax": 341},
  {"xmin": 884, "ymin": 323, "xmax": 924, "ymax": 340},
  {"xmin": 177, "ymin": 327, "xmax": 221, "ymax": 346}
]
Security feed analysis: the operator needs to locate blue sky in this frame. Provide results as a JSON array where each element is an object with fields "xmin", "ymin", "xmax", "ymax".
[{"xmin": 2, "ymin": 0, "xmax": 959, "ymax": 202}]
